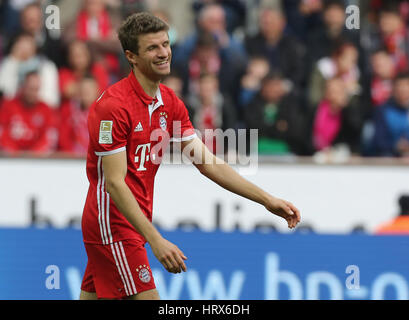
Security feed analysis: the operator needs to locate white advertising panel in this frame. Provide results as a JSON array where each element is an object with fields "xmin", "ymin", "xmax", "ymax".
[{"xmin": 0, "ymin": 158, "xmax": 407, "ymax": 233}]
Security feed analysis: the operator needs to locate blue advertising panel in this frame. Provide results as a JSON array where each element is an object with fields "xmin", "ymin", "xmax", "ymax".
[{"xmin": 0, "ymin": 228, "xmax": 408, "ymax": 300}]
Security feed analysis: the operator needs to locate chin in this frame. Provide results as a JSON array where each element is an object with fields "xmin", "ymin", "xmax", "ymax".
[{"xmin": 155, "ymin": 69, "xmax": 171, "ymax": 80}]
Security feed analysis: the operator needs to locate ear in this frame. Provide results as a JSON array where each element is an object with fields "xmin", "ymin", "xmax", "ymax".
[{"xmin": 125, "ymin": 50, "xmax": 138, "ymax": 66}]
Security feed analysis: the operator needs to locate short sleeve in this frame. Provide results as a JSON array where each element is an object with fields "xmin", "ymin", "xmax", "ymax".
[
  {"xmin": 170, "ymin": 97, "xmax": 197, "ymax": 142},
  {"xmin": 88, "ymin": 96, "xmax": 131, "ymax": 156}
]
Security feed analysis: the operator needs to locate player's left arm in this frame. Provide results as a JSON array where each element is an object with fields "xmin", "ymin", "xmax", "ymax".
[{"xmin": 181, "ymin": 137, "xmax": 301, "ymax": 229}]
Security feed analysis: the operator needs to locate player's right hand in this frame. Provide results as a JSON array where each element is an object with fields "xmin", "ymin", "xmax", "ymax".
[
  {"xmin": 264, "ymin": 195, "xmax": 301, "ymax": 229},
  {"xmin": 150, "ymin": 237, "xmax": 188, "ymax": 274}
]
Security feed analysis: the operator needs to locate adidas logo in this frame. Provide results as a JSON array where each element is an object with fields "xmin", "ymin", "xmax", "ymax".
[{"xmin": 134, "ymin": 122, "xmax": 143, "ymax": 132}]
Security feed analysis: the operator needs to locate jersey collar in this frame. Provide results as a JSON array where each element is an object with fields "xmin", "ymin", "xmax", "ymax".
[
  {"xmin": 152, "ymin": 87, "xmax": 163, "ymax": 110},
  {"xmin": 128, "ymin": 71, "xmax": 163, "ymax": 109}
]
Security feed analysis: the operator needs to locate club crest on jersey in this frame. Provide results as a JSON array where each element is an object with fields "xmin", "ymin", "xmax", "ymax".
[
  {"xmin": 99, "ymin": 120, "xmax": 113, "ymax": 144},
  {"xmin": 136, "ymin": 265, "xmax": 151, "ymax": 283},
  {"xmin": 159, "ymin": 112, "xmax": 168, "ymax": 131}
]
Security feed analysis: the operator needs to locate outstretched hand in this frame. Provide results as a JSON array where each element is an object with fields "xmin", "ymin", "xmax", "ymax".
[{"xmin": 264, "ymin": 196, "xmax": 301, "ymax": 229}]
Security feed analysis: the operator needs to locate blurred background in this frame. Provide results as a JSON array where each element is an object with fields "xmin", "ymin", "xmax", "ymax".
[{"xmin": 0, "ymin": 0, "xmax": 409, "ymax": 300}]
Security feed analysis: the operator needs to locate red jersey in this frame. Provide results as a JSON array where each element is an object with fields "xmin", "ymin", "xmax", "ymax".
[
  {"xmin": 82, "ymin": 71, "xmax": 196, "ymax": 245},
  {"xmin": 76, "ymin": 9, "xmax": 119, "ymax": 76},
  {"xmin": 59, "ymin": 64, "xmax": 109, "ymax": 99},
  {"xmin": 0, "ymin": 97, "xmax": 57, "ymax": 154},
  {"xmin": 58, "ymin": 100, "xmax": 89, "ymax": 155}
]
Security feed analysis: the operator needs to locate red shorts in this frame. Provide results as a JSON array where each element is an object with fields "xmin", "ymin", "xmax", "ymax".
[{"xmin": 81, "ymin": 239, "xmax": 156, "ymax": 299}]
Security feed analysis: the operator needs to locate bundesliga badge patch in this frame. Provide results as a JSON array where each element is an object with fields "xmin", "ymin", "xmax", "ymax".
[
  {"xmin": 159, "ymin": 112, "xmax": 168, "ymax": 131},
  {"xmin": 99, "ymin": 120, "xmax": 113, "ymax": 144},
  {"xmin": 136, "ymin": 265, "xmax": 151, "ymax": 283}
]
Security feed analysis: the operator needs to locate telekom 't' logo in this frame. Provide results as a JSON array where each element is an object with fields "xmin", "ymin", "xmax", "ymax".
[{"xmin": 134, "ymin": 143, "xmax": 151, "ymax": 171}]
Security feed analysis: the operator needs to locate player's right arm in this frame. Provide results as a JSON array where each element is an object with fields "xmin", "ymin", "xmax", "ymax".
[
  {"xmin": 102, "ymin": 150, "xmax": 187, "ymax": 274},
  {"xmin": 89, "ymin": 95, "xmax": 186, "ymax": 274}
]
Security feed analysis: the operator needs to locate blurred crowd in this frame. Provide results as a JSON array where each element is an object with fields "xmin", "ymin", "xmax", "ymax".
[{"xmin": 0, "ymin": 0, "xmax": 408, "ymax": 158}]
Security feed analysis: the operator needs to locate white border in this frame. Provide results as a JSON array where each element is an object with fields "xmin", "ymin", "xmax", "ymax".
[
  {"xmin": 170, "ymin": 133, "xmax": 197, "ymax": 143},
  {"xmin": 95, "ymin": 146, "xmax": 126, "ymax": 156}
]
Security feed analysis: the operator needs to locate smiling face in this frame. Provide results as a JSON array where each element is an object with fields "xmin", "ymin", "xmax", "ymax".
[{"xmin": 126, "ymin": 31, "xmax": 171, "ymax": 81}]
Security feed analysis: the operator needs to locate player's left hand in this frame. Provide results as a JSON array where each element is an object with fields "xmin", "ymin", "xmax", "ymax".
[{"xmin": 264, "ymin": 196, "xmax": 301, "ymax": 229}]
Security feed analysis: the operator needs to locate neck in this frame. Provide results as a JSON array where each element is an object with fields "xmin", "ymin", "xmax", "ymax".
[
  {"xmin": 264, "ymin": 32, "xmax": 281, "ymax": 46},
  {"xmin": 133, "ymin": 68, "xmax": 160, "ymax": 98},
  {"xmin": 22, "ymin": 100, "xmax": 36, "ymax": 108},
  {"xmin": 74, "ymin": 69, "xmax": 86, "ymax": 78},
  {"xmin": 327, "ymin": 26, "xmax": 342, "ymax": 38}
]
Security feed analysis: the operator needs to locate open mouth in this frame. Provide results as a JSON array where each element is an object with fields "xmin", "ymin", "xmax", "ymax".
[{"xmin": 154, "ymin": 60, "xmax": 169, "ymax": 67}]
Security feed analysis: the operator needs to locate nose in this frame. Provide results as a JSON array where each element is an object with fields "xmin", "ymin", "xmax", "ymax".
[{"xmin": 158, "ymin": 45, "xmax": 169, "ymax": 58}]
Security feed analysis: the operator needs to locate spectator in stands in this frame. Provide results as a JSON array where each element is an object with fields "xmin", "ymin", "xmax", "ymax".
[
  {"xmin": 0, "ymin": 32, "xmax": 59, "ymax": 108},
  {"xmin": 238, "ymin": 55, "xmax": 270, "ymax": 111},
  {"xmin": 371, "ymin": 72, "xmax": 409, "ymax": 157},
  {"xmin": 312, "ymin": 77, "xmax": 362, "ymax": 152},
  {"xmin": 0, "ymin": 0, "xmax": 35, "ymax": 40},
  {"xmin": 376, "ymin": 195, "xmax": 409, "ymax": 235},
  {"xmin": 0, "ymin": 90, "xmax": 3, "ymax": 142},
  {"xmin": 175, "ymin": 31, "xmax": 221, "ymax": 98},
  {"xmin": 58, "ymin": 76, "xmax": 99, "ymax": 156},
  {"xmin": 377, "ymin": 3, "xmax": 409, "ymax": 73},
  {"xmin": 244, "ymin": 6, "xmax": 306, "ymax": 89},
  {"xmin": 244, "ymin": 71, "xmax": 309, "ymax": 155},
  {"xmin": 172, "ymin": 3, "xmax": 247, "ymax": 100},
  {"xmin": 192, "ymin": 0, "xmax": 247, "ymax": 34},
  {"xmin": 305, "ymin": 0, "xmax": 360, "ymax": 75},
  {"xmin": 194, "ymin": 3, "xmax": 245, "ymax": 53},
  {"xmin": 65, "ymin": 0, "xmax": 122, "ymax": 81},
  {"xmin": 186, "ymin": 73, "xmax": 237, "ymax": 154},
  {"xmin": 0, "ymin": 32, "xmax": 4, "ymax": 62},
  {"xmin": 308, "ymin": 41, "xmax": 361, "ymax": 110},
  {"xmin": 7, "ymin": 2, "xmax": 65, "ymax": 67},
  {"xmin": 283, "ymin": 0, "xmax": 323, "ymax": 43},
  {"xmin": 369, "ymin": 48, "xmax": 396, "ymax": 107},
  {"xmin": 0, "ymin": 71, "xmax": 57, "ymax": 155},
  {"xmin": 59, "ymin": 40, "xmax": 109, "ymax": 102},
  {"xmin": 298, "ymin": 0, "xmax": 323, "ymax": 16}
]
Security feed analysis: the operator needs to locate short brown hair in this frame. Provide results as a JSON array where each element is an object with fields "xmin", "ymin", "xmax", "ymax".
[{"xmin": 118, "ymin": 12, "xmax": 169, "ymax": 55}]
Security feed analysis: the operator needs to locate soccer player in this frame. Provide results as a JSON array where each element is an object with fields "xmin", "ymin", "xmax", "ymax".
[{"xmin": 80, "ymin": 12, "xmax": 301, "ymax": 300}]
